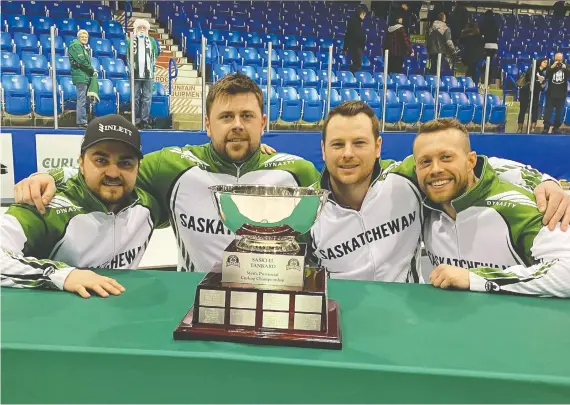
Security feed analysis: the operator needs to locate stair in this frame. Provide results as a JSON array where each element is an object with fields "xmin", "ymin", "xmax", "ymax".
[{"xmin": 114, "ymin": 10, "xmax": 204, "ymax": 126}]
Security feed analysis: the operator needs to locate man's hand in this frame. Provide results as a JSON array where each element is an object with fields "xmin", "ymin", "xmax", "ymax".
[
  {"xmin": 63, "ymin": 269, "xmax": 125, "ymax": 299},
  {"xmin": 260, "ymin": 143, "xmax": 276, "ymax": 154},
  {"xmin": 13, "ymin": 173, "xmax": 57, "ymax": 215},
  {"xmin": 429, "ymin": 265, "xmax": 470, "ymax": 290},
  {"xmin": 534, "ymin": 181, "xmax": 570, "ymax": 231}
]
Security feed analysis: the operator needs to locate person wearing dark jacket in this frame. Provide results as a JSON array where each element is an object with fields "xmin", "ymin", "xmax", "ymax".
[
  {"xmin": 383, "ymin": 15, "xmax": 414, "ymax": 73},
  {"xmin": 68, "ymin": 30, "xmax": 96, "ymax": 128},
  {"xmin": 426, "ymin": 13, "xmax": 457, "ymax": 74},
  {"xmin": 543, "ymin": 53, "xmax": 570, "ymax": 134},
  {"xmin": 343, "ymin": 6, "xmax": 367, "ymax": 73},
  {"xmin": 479, "ymin": 10, "xmax": 499, "ymax": 80},
  {"xmin": 518, "ymin": 58, "xmax": 548, "ymax": 133},
  {"xmin": 450, "ymin": 4, "xmax": 469, "ymax": 45},
  {"xmin": 459, "ymin": 23, "xmax": 484, "ymax": 83}
]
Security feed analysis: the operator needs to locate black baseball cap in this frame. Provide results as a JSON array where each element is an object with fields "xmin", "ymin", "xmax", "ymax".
[{"xmin": 80, "ymin": 115, "xmax": 143, "ymax": 158}]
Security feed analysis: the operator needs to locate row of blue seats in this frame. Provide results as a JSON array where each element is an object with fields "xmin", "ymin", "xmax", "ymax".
[
  {"xmin": 1, "ymin": 52, "xmax": 130, "ymax": 85},
  {"xmin": 0, "ymin": 34, "xmax": 128, "ymax": 60},
  {"xmin": 258, "ymin": 85, "xmax": 506, "ymax": 125},
  {"xmin": 1, "ymin": 15, "xmax": 125, "ymax": 39},
  {"xmin": 2, "ymin": 1, "xmax": 112, "ymax": 20},
  {"xmin": 0, "ymin": 74, "xmax": 169, "ymax": 119},
  {"xmin": 214, "ymin": 64, "xmax": 478, "ymax": 95}
]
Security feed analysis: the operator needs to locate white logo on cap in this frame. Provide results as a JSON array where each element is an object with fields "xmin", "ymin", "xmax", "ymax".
[{"xmin": 98, "ymin": 123, "xmax": 133, "ymax": 136}]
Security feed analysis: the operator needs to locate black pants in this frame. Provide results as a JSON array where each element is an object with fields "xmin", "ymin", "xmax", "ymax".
[
  {"xmin": 347, "ymin": 47, "xmax": 363, "ymax": 73},
  {"xmin": 518, "ymin": 88, "xmax": 540, "ymax": 124},
  {"xmin": 543, "ymin": 95, "xmax": 565, "ymax": 131},
  {"xmin": 465, "ymin": 61, "xmax": 479, "ymax": 83},
  {"xmin": 428, "ymin": 55, "xmax": 439, "ymax": 74},
  {"xmin": 387, "ymin": 56, "xmax": 404, "ymax": 73}
]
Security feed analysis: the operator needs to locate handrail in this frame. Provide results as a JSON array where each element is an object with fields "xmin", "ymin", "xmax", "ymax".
[
  {"xmin": 124, "ymin": 1, "xmax": 133, "ymax": 35},
  {"xmin": 168, "ymin": 58, "xmax": 178, "ymax": 96}
]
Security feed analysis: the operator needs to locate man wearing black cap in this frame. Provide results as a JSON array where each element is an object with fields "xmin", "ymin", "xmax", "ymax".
[{"xmin": 0, "ymin": 115, "xmax": 163, "ymax": 299}]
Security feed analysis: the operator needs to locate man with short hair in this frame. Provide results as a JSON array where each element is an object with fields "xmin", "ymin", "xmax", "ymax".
[
  {"xmin": 426, "ymin": 12, "xmax": 457, "ymax": 74},
  {"xmin": 542, "ymin": 52, "xmax": 570, "ymax": 134},
  {"xmin": 1, "ymin": 115, "xmax": 162, "ymax": 298},
  {"xmin": 414, "ymin": 119, "xmax": 570, "ymax": 297},
  {"xmin": 68, "ymin": 29, "xmax": 98, "ymax": 128},
  {"xmin": 310, "ymin": 102, "xmax": 570, "ymax": 282},
  {"xmin": 13, "ymin": 73, "xmax": 320, "ymax": 273}
]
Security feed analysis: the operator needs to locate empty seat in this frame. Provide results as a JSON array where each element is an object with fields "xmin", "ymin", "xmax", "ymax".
[
  {"xmin": 79, "ymin": 20, "xmax": 102, "ymax": 38},
  {"xmin": 279, "ymin": 50, "xmax": 300, "ymax": 68},
  {"xmin": 319, "ymin": 88, "xmax": 342, "ymax": 108},
  {"xmin": 151, "ymin": 81, "xmax": 170, "ymax": 119},
  {"xmin": 6, "ymin": 14, "xmax": 30, "ymax": 33},
  {"xmin": 22, "ymin": 53, "xmax": 50, "ymax": 80},
  {"xmin": 102, "ymin": 21, "xmax": 125, "ymax": 39},
  {"xmin": 0, "ymin": 32, "xmax": 13, "ymax": 53},
  {"xmin": 354, "ymin": 71, "xmax": 377, "ymax": 89},
  {"xmin": 31, "ymin": 17, "xmax": 56, "ymax": 36},
  {"xmin": 0, "ymin": 52, "xmax": 22, "ymax": 75},
  {"xmin": 359, "ymin": 89, "xmax": 382, "ymax": 119},
  {"xmin": 299, "ymin": 87, "xmax": 323, "ymax": 123},
  {"xmin": 90, "ymin": 38, "xmax": 114, "ymax": 59},
  {"xmin": 225, "ymin": 31, "xmax": 244, "ymax": 47},
  {"xmin": 111, "ymin": 39, "xmax": 127, "ymax": 60},
  {"xmin": 457, "ymin": 76, "xmax": 478, "ymax": 93},
  {"xmin": 92, "ymin": 78, "xmax": 117, "ymax": 116},
  {"xmin": 55, "ymin": 18, "xmax": 78, "ymax": 37},
  {"xmin": 58, "ymin": 75, "xmax": 76, "ymax": 110},
  {"xmin": 299, "ymin": 51, "xmax": 318, "ymax": 69},
  {"xmin": 384, "ymin": 90, "xmax": 403, "ymax": 123},
  {"xmin": 239, "ymin": 47, "xmax": 262, "ymax": 66},
  {"xmin": 340, "ymin": 88, "xmax": 360, "ymax": 102},
  {"xmin": 100, "ymin": 57, "xmax": 128, "ymax": 83},
  {"xmin": 49, "ymin": 2, "xmax": 71, "ymax": 18},
  {"xmin": 39, "ymin": 34, "xmax": 65, "ymax": 56},
  {"xmin": 318, "ymin": 69, "xmax": 340, "ymax": 88},
  {"xmin": 337, "ymin": 70, "xmax": 358, "ymax": 88},
  {"xmin": 93, "ymin": 5, "xmax": 112, "ymax": 22},
  {"xmin": 235, "ymin": 65, "xmax": 258, "ymax": 81},
  {"xmin": 298, "ymin": 68, "xmax": 319, "ymax": 88},
  {"xmin": 69, "ymin": 3, "xmax": 92, "ymax": 19},
  {"xmin": 438, "ymin": 92, "xmax": 457, "ymax": 119},
  {"xmin": 219, "ymin": 46, "xmax": 240, "ymax": 64},
  {"xmin": 1, "ymin": 74, "xmax": 32, "ymax": 115},
  {"xmin": 115, "ymin": 79, "xmax": 131, "ymax": 111},
  {"xmin": 32, "ymin": 75, "xmax": 62, "ymax": 116},
  {"xmin": 256, "ymin": 66, "xmax": 279, "ymax": 85},
  {"xmin": 262, "ymin": 85, "xmax": 279, "ymax": 122},
  {"xmin": 13, "ymin": 33, "xmax": 39, "ymax": 56},
  {"xmin": 416, "ymin": 90, "xmax": 435, "ymax": 122},
  {"xmin": 409, "ymin": 75, "xmax": 430, "ymax": 92},
  {"xmin": 278, "ymin": 86, "xmax": 302, "ymax": 122},
  {"xmin": 53, "ymin": 56, "xmax": 71, "ymax": 76},
  {"xmin": 450, "ymin": 92, "xmax": 474, "ymax": 124},
  {"xmin": 487, "ymin": 94, "xmax": 507, "ymax": 125},
  {"xmin": 398, "ymin": 90, "xmax": 421, "ymax": 124},
  {"xmin": 442, "ymin": 76, "xmax": 463, "ymax": 92},
  {"xmin": 277, "ymin": 68, "xmax": 300, "ymax": 86},
  {"xmin": 213, "ymin": 63, "xmax": 233, "ymax": 81},
  {"xmin": 391, "ymin": 74, "xmax": 413, "ymax": 91}
]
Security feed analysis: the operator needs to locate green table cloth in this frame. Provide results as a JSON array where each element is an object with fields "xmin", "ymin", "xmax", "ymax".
[{"xmin": 2, "ymin": 269, "xmax": 570, "ymax": 404}]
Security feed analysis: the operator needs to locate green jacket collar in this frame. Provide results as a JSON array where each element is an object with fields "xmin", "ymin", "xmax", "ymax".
[
  {"xmin": 205, "ymin": 142, "xmax": 263, "ymax": 176},
  {"xmin": 422, "ymin": 155, "xmax": 498, "ymax": 214}
]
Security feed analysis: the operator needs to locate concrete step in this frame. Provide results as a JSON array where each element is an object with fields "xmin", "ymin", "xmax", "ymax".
[{"xmin": 175, "ymin": 77, "xmax": 201, "ymax": 85}]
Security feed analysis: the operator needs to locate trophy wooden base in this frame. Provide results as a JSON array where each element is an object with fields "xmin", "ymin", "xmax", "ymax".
[{"xmin": 173, "ymin": 269, "xmax": 342, "ymax": 350}]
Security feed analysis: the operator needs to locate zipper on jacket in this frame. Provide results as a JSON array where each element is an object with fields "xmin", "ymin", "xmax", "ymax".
[{"xmin": 357, "ymin": 212, "xmax": 377, "ymax": 280}]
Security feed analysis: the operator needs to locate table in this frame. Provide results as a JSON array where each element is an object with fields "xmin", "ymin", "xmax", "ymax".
[{"xmin": 2, "ymin": 270, "xmax": 570, "ymax": 403}]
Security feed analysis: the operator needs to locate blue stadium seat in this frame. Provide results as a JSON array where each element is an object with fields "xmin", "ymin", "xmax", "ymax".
[
  {"xmin": 2, "ymin": 1, "xmax": 23, "ymax": 15},
  {"xmin": 298, "ymin": 68, "xmax": 319, "ymax": 88},
  {"xmin": 425, "ymin": 75, "xmax": 443, "ymax": 93},
  {"xmin": 487, "ymin": 94, "xmax": 507, "ymax": 125},
  {"xmin": 317, "ymin": 69, "xmax": 340, "ymax": 88},
  {"xmin": 438, "ymin": 92, "xmax": 457, "ymax": 119},
  {"xmin": 245, "ymin": 32, "xmax": 263, "ymax": 48},
  {"xmin": 398, "ymin": 90, "xmax": 421, "ymax": 124},
  {"xmin": 373, "ymin": 72, "xmax": 396, "ymax": 91},
  {"xmin": 23, "ymin": 1, "xmax": 47, "ymax": 16},
  {"xmin": 361, "ymin": 55, "xmax": 372, "ymax": 71},
  {"xmin": 39, "ymin": 34, "xmax": 65, "ymax": 56},
  {"xmin": 262, "ymin": 85, "xmax": 279, "ymax": 122},
  {"xmin": 468, "ymin": 93, "xmax": 490, "ymax": 124},
  {"xmin": 450, "ymin": 92, "xmax": 474, "ymax": 124},
  {"xmin": 235, "ymin": 65, "xmax": 257, "ymax": 82},
  {"xmin": 151, "ymin": 82, "xmax": 170, "ymax": 119},
  {"xmin": 372, "ymin": 55, "xmax": 384, "ymax": 72},
  {"xmin": 0, "ymin": 52, "xmax": 22, "ymax": 75},
  {"xmin": 31, "ymin": 17, "xmax": 55, "ymax": 36},
  {"xmin": 58, "ymin": 75, "xmax": 76, "ymax": 110},
  {"xmin": 112, "ymin": 39, "xmax": 127, "ymax": 61},
  {"xmin": 69, "ymin": 3, "xmax": 92, "ymax": 19},
  {"xmin": 219, "ymin": 46, "xmax": 240, "ymax": 64},
  {"xmin": 416, "ymin": 90, "xmax": 435, "ymax": 122},
  {"xmin": 442, "ymin": 76, "xmax": 463, "ymax": 93},
  {"xmin": 102, "ymin": 21, "xmax": 125, "ymax": 39},
  {"xmin": 1, "ymin": 32, "xmax": 14, "ymax": 53},
  {"xmin": 13, "ymin": 33, "xmax": 39, "ymax": 56},
  {"xmin": 53, "ymin": 56, "xmax": 71, "ymax": 77},
  {"xmin": 93, "ymin": 5, "xmax": 112, "ymax": 22},
  {"xmin": 279, "ymin": 50, "xmax": 300, "ymax": 68},
  {"xmin": 55, "ymin": 18, "xmax": 78, "ymax": 37},
  {"xmin": 204, "ymin": 29, "xmax": 225, "ymax": 45},
  {"xmin": 63, "ymin": 36, "xmax": 76, "ymax": 49},
  {"xmin": 564, "ymin": 97, "xmax": 570, "ymax": 126},
  {"xmin": 337, "ymin": 54, "xmax": 351, "ymax": 70},
  {"xmin": 239, "ymin": 47, "xmax": 262, "ymax": 66},
  {"xmin": 228, "ymin": 15, "xmax": 247, "ymax": 31},
  {"xmin": 90, "ymin": 56, "xmax": 101, "ymax": 75},
  {"xmin": 256, "ymin": 66, "xmax": 280, "ymax": 85},
  {"xmin": 213, "ymin": 63, "xmax": 233, "ymax": 81},
  {"xmin": 49, "ymin": 2, "xmax": 71, "ymax": 18},
  {"xmin": 299, "ymin": 36, "xmax": 318, "ymax": 52},
  {"xmin": 337, "ymin": 70, "xmax": 358, "ymax": 88},
  {"xmin": 299, "ymin": 51, "xmax": 318, "ymax": 69},
  {"xmin": 282, "ymin": 35, "xmax": 300, "ymax": 50},
  {"xmin": 278, "ymin": 86, "xmax": 302, "ymax": 122},
  {"xmin": 209, "ymin": 15, "xmax": 228, "ymax": 30},
  {"xmin": 22, "ymin": 54, "xmax": 50, "ymax": 80},
  {"xmin": 299, "ymin": 87, "xmax": 323, "ymax": 123},
  {"xmin": 100, "ymin": 57, "xmax": 128, "ymax": 84},
  {"xmin": 359, "ymin": 89, "xmax": 382, "ymax": 119},
  {"xmin": 92, "ymin": 78, "xmax": 116, "ymax": 116},
  {"xmin": 1, "ymin": 74, "xmax": 31, "ymax": 115},
  {"xmin": 6, "ymin": 14, "xmax": 30, "ymax": 33},
  {"xmin": 409, "ymin": 74, "xmax": 429, "ymax": 92},
  {"xmin": 80, "ymin": 20, "xmax": 103, "ymax": 39},
  {"xmin": 225, "ymin": 31, "xmax": 244, "ymax": 47},
  {"xmin": 319, "ymin": 88, "xmax": 342, "ymax": 108},
  {"xmin": 264, "ymin": 33, "xmax": 281, "ymax": 48},
  {"xmin": 384, "ymin": 90, "xmax": 403, "ymax": 123},
  {"xmin": 31, "ymin": 75, "xmax": 62, "ymax": 116},
  {"xmin": 391, "ymin": 74, "xmax": 413, "ymax": 91},
  {"xmin": 260, "ymin": 48, "xmax": 280, "ymax": 67},
  {"xmin": 457, "ymin": 76, "xmax": 478, "ymax": 93},
  {"xmin": 277, "ymin": 68, "xmax": 300, "ymax": 86},
  {"xmin": 340, "ymin": 88, "xmax": 360, "ymax": 102},
  {"xmin": 352, "ymin": 71, "xmax": 376, "ymax": 89}
]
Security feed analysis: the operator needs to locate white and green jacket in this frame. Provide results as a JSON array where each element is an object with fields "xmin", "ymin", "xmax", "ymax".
[
  {"xmin": 423, "ymin": 156, "xmax": 570, "ymax": 298},
  {"xmin": 0, "ymin": 174, "xmax": 162, "ymax": 291},
  {"xmin": 51, "ymin": 144, "xmax": 320, "ymax": 273},
  {"xmin": 310, "ymin": 155, "xmax": 555, "ymax": 283}
]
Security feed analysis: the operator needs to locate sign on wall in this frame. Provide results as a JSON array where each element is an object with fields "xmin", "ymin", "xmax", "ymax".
[
  {"xmin": 1, "ymin": 133, "xmax": 15, "ymax": 201},
  {"xmin": 35, "ymin": 134, "xmax": 83, "ymax": 173}
]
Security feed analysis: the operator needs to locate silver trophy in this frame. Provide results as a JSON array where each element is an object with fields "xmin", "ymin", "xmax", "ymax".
[{"xmin": 210, "ymin": 185, "xmax": 330, "ymax": 287}]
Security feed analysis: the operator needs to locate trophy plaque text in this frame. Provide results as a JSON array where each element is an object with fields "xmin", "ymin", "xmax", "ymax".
[{"xmin": 174, "ymin": 185, "xmax": 342, "ymax": 350}]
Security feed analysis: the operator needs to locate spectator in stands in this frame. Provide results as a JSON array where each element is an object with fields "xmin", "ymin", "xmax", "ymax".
[
  {"xmin": 343, "ymin": 6, "xmax": 367, "ymax": 73},
  {"xmin": 450, "ymin": 3, "xmax": 469, "ymax": 45},
  {"xmin": 543, "ymin": 53, "xmax": 570, "ymax": 134},
  {"xmin": 553, "ymin": 1, "xmax": 568, "ymax": 17},
  {"xmin": 69, "ymin": 29, "xmax": 97, "ymax": 128},
  {"xmin": 389, "ymin": 2, "xmax": 411, "ymax": 33},
  {"xmin": 383, "ymin": 14, "xmax": 414, "ymax": 73},
  {"xmin": 478, "ymin": 10, "xmax": 499, "ymax": 81},
  {"xmin": 426, "ymin": 12, "xmax": 457, "ymax": 74},
  {"xmin": 127, "ymin": 19, "xmax": 161, "ymax": 129},
  {"xmin": 459, "ymin": 22, "xmax": 484, "ymax": 83},
  {"xmin": 518, "ymin": 58, "xmax": 548, "ymax": 133}
]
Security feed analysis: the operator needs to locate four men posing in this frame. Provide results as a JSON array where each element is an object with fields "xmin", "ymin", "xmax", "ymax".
[{"xmin": 3, "ymin": 73, "xmax": 570, "ymax": 299}]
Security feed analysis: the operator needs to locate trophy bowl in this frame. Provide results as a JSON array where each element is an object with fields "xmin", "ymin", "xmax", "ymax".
[{"xmin": 210, "ymin": 185, "xmax": 330, "ymax": 254}]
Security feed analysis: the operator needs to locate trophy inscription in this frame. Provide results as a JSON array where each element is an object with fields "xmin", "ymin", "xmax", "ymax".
[{"xmin": 174, "ymin": 185, "xmax": 343, "ymax": 350}]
